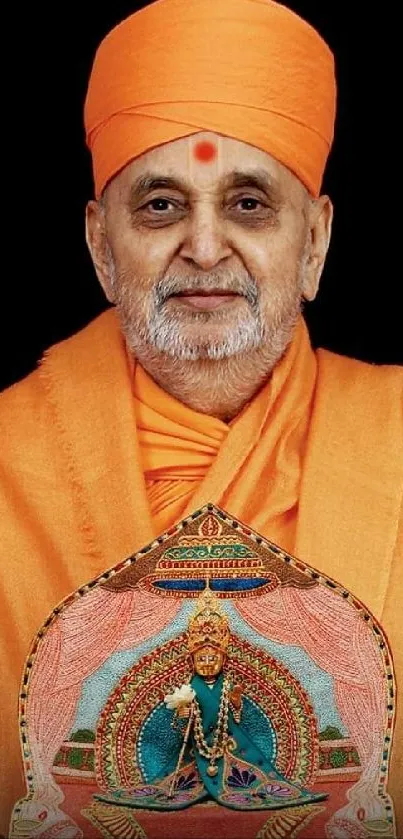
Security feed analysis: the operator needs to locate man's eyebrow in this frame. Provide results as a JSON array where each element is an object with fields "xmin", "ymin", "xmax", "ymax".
[
  {"xmin": 223, "ymin": 169, "xmax": 281, "ymax": 197},
  {"xmin": 128, "ymin": 168, "xmax": 282, "ymax": 205}
]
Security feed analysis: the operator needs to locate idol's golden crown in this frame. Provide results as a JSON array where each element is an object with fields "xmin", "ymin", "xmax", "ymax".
[{"xmin": 187, "ymin": 585, "xmax": 230, "ymax": 653}]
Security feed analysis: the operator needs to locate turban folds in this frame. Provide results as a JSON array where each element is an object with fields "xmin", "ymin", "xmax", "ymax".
[{"xmin": 84, "ymin": 0, "xmax": 336, "ymax": 198}]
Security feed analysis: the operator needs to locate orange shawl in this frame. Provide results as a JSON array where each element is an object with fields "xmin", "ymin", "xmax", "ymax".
[
  {"xmin": 133, "ymin": 316, "xmax": 316, "ymax": 545},
  {"xmin": 0, "ymin": 310, "xmax": 402, "ymax": 833}
]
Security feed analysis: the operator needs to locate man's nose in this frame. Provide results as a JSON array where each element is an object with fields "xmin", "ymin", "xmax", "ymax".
[{"xmin": 179, "ymin": 204, "xmax": 232, "ymax": 272}]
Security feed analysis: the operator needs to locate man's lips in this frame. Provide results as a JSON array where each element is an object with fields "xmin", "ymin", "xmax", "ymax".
[{"xmin": 170, "ymin": 289, "xmax": 241, "ymax": 310}]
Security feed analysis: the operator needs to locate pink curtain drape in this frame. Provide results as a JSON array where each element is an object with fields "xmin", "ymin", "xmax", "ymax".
[
  {"xmin": 236, "ymin": 584, "xmax": 386, "ymax": 787},
  {"xmin": 27, "ymin": 587, "xmax": 181, "ymax": 799}
]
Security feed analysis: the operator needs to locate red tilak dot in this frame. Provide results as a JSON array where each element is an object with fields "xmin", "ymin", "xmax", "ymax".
[{"xmin": 193, "ymin": 141, "xmax": 217, "ymax": 163}]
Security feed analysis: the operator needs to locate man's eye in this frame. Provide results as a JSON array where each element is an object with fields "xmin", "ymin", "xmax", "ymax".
[
  {"xmin": 236, "ymin": 197, "xmax": 264, "ymax": 211},
  {"xmin": 145, "ymin": 198, "xmax": 175, "ymax": 212}
]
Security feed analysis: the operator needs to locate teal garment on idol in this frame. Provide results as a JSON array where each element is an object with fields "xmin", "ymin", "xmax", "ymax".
[{"xmin": 95, "ymin": 673, "xmax": 327, "ymax": 811}]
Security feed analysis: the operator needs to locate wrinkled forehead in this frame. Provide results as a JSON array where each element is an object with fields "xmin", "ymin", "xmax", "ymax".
[{"xmin": 107, "ymin": 131, "xmax": 306, "ymax": 203}]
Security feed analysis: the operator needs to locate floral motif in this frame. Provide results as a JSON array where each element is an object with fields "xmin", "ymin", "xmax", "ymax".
[
  {"xmin": 157, "ymin": 769, "xmax": 203, "ymax": 803},
  {"xmin": 127, "ymin": 786, "xmax": 161, "ymax": 798},
  {"xmin": 174, "ymin": 771, "xmax": 198, "ymax": 792},
  {"xmin": 263, "ymin": 782, "xmax": 294, "ymax": 797},
  {"xmin": 227, "ymin": 764, "xmax": 257, "ymax": 788}
]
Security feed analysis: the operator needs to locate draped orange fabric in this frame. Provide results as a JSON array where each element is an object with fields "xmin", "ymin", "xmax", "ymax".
[
  {"xmin": 133, "ymin": 317, "xmax": 316, "ymax": 541},
  {"xmin": 133, "ymin": 362, "xmax": 229, "ymax": 531},
  {"xmin": 84, "ymin": 0, "xmax": 336, "ymax": 198},
  {"xmin": 1, "ymin": 310, "xmax": 402, "ymax": 834}
]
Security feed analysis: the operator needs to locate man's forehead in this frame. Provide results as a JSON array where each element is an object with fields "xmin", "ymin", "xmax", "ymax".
[
  {"xmin": 113, "ymin": 132, "xmax": 300, "ymax": 198},
  {"xmin": 141, "ymin": 131, "xmax": 269, "ymax": 165}
]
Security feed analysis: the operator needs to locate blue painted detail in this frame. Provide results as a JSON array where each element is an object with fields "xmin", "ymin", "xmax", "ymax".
[
  {"xmin": 154, "ymin": 579, "xmax": 205, "ymax": 592},
  {"xmin": 153, "ymin": 578, "xmax": 270, "ymax": 592},
  {"xmin": 211, "ymin": 578, "xmax": 269, "ymax": 591}
]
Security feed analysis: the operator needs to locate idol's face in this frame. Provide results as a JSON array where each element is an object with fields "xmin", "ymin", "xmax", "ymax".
[
  {"xmin": 87, "ymin": 131, "xmax": 332, "ymax": 367},
  {"xmin": 193, "ymin": 645, "xmax": 225, "ymax": 679}
]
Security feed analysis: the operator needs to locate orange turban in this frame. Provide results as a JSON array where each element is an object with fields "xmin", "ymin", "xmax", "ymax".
[{"xmin": 84, "ymin": 0, "xmax": 336, "ymax": 199}]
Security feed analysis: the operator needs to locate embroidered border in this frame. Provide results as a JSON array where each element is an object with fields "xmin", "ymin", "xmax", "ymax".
[
  {"xmin": 256, "ymin": 803, "xmax": 326, "ymax": 839},
  {"xmin": 82, "ymin": 801, "xmax": 147, "ymax": 839}
]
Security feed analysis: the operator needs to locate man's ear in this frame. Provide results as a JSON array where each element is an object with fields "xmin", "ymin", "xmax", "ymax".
[
  {"xmin": 85, "ymin": 200, "xmax": 116, "ymax": 303},
  {"xmin": 302, "ymin": 195, "xmax": 333, "ymax": 301}
]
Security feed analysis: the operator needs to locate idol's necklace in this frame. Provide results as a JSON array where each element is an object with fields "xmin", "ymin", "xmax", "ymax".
[{"xmin": 192, "ymin": 677, "xmax": 231, "ymax": 777}]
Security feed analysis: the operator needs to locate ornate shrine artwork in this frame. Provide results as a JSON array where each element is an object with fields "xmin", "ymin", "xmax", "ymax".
[{"xmin": 11, "ymin": 506, "xmax": 396, "ymax": 839}]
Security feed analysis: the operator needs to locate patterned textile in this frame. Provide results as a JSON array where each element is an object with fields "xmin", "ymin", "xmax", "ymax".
[{"xmin": 10, "ymin": 507, "xmax": 396, "ymax": 839}]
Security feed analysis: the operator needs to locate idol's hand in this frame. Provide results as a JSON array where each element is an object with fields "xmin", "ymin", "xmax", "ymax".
[
  {"xmin": 229, "ymin": 684, "xmax": 243, "ymax": 709},
  {"xmin": 176, "ymin": 703, "xmax": 192, "ymax": 719}
]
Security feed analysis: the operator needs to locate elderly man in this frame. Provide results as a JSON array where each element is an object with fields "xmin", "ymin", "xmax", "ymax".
[{"xmin": 1, "ymin": 1, "xmax": 402, "ymax": 838}]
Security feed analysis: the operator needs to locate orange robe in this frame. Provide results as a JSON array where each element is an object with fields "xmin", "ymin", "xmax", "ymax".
[{"xmin": 0, "ymin": 310, "xmax": 402, "ymax": 836}]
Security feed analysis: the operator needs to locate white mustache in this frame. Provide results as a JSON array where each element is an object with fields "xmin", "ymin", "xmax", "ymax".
[{"xmin": 155, "ymin": 273, "xmax": 259, "ymax": 308}]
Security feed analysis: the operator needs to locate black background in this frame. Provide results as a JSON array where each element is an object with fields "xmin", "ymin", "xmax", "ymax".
[{"xmin": 2, "ymin": 2, "xmax": 401, "ymax": 391}]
